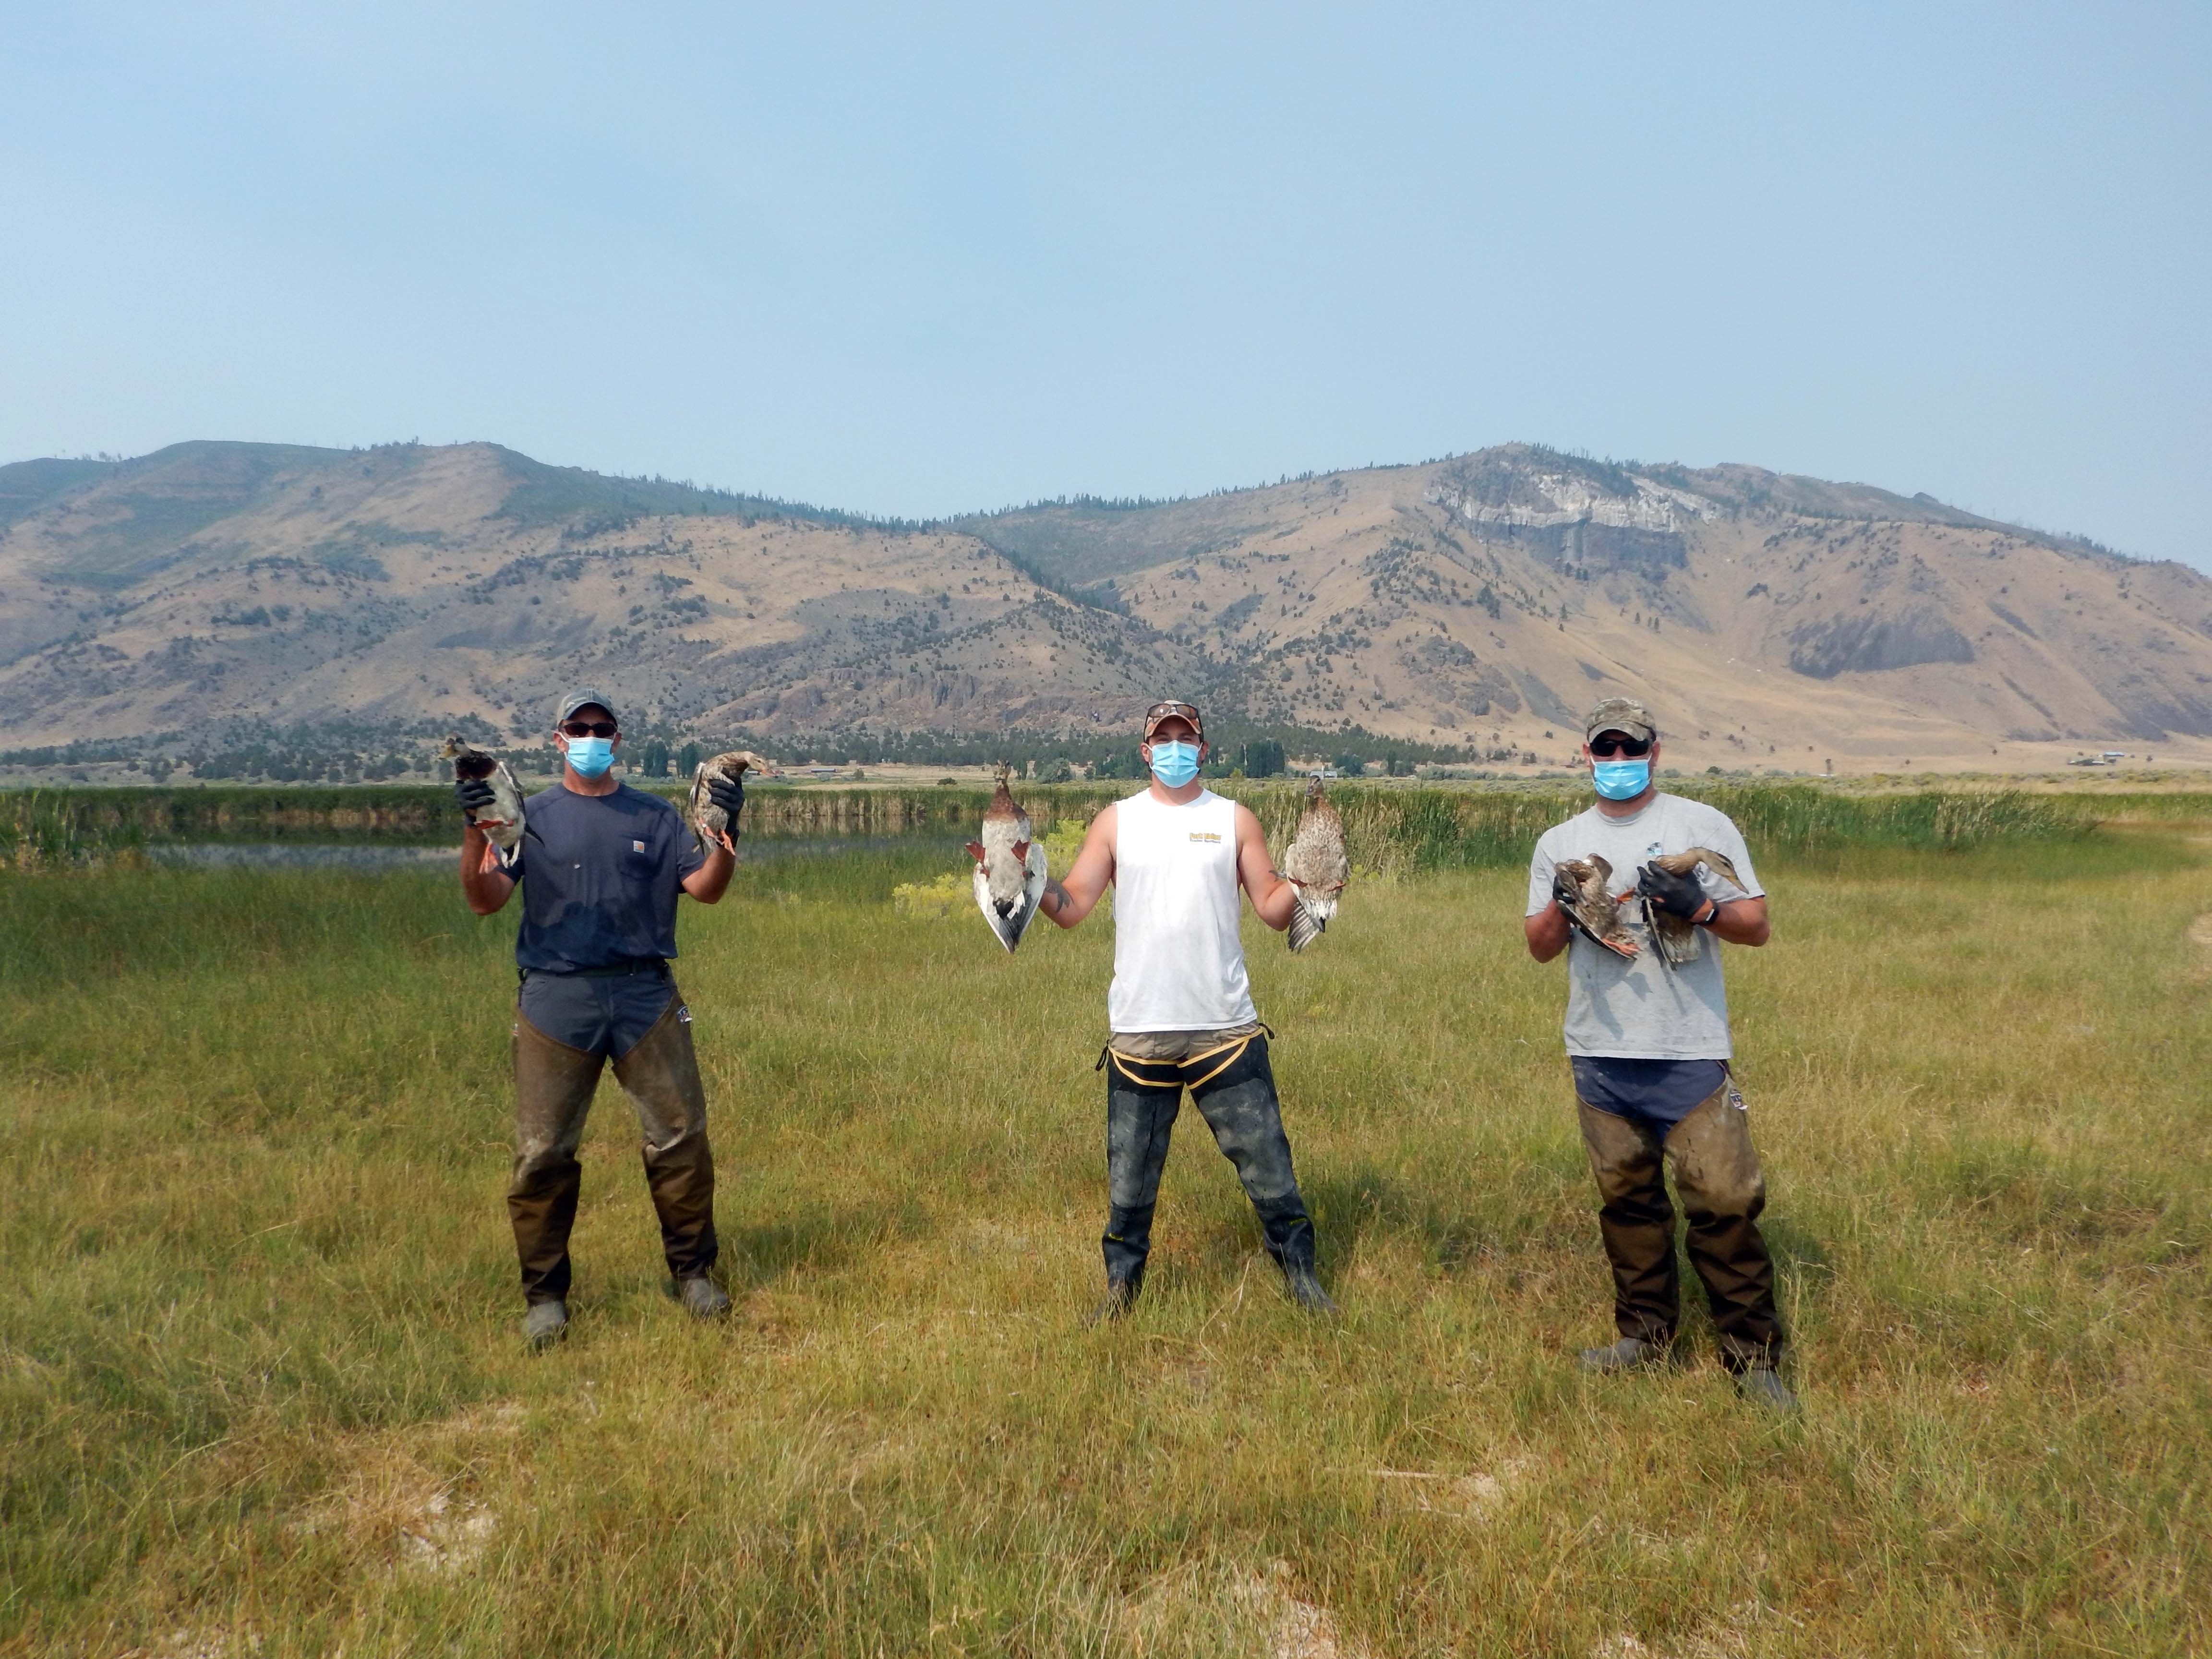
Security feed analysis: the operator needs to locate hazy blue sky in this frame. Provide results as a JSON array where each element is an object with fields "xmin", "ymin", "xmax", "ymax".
[{"xmin": 3, "ymin": 2, "xmax": 2206, "ymax": 564}]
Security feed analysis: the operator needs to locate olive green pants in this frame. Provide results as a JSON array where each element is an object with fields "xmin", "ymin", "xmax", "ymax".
[
  {"xmin": 508, "ymin": 994, "xmax": 718, "ymax": 1304},
  {"xmin": 1576, "ymin": 1083, "xmax": 1782, "ymax": 1370}
]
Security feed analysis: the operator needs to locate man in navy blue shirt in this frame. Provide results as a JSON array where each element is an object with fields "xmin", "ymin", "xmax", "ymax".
[{"xmin": 458, "ymin": 687, "xmax": 743, "ymax": 1349}]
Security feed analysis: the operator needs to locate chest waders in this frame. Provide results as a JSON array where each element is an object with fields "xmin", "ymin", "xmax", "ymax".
[
  {"xmin": 1575, "ymin": 1073, "xmax": 1780, "ymax": 1373},
  {"xmin": 510, "ymin": 971, "xmax": 719, "ymax": 1306},
  {"xmin": 1093, "ymin": 1028, "xmax": 1324, "ymax": 1313}
]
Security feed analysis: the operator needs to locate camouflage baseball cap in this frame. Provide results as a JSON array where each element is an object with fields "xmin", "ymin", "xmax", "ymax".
[
  {"xmin": 1583, "ymin": 696, "xmax": 1656, "ymax": 742},
  {"xmin": 554, "ymin": 685, "xmax": 622, "ymax": 727}
]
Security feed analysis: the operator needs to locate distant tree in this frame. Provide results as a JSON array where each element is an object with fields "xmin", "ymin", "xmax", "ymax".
[
  {"xmin": 676, "ymin": 741, "xmax": 703, "ymax": 775},
  {"xmin": 1477, "ymin": 584, "xmax": 1502, "ymax": 619},
  {"xmin": 1332, "ymin": 752, "xmax": 1367, "ymax": 777},
  {"xmin": 639, "ymin": 737, "xmax": 671, "ymax": 779},
  {"xmin": 1244, "ymin": 738, "xmax": 1286, "ymax": 777}
]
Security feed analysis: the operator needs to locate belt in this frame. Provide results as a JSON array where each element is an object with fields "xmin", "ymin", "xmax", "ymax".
[{"xmin": 520, "ymin": 959, "xmax": 669, "ymax": 982}]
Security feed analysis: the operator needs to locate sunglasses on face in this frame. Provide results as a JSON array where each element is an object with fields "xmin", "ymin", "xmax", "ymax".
[
  {"xmin": 559, "ymin": 720, "xmax": 618, "ymax": 739},
  {"xmin": 1587, "ymin": 735, "xmax": 1652, "ymax": 758}
]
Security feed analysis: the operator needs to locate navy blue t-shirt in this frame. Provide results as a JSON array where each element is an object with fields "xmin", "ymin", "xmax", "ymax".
[{"xmin": 509, "ymin": 783, "xmax": 705, "ymax": 972}]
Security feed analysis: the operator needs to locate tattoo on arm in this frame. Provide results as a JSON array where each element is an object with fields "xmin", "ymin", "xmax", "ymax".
[{"xmin": 1044, "ymin": 876, "xmax": 1070, "ymax": 913}]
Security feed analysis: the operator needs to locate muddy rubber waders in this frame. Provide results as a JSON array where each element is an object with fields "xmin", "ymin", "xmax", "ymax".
[
  {"xmin": 509, "ymin": 997, "xmax": 720, "ymax": 1306},
  {"xmin": 1096, "ymin": 1031, "xmax": 1324, "ymax": 1313},
  {"xmin": 1576, "ymin": 1082, "xmax": 1780, "ymax": 1371}
]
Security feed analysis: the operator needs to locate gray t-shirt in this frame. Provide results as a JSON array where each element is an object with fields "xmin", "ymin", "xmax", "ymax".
[{"xmin": 1525, "ymin": 793, "xmax": 1762, "ymax": 1060}]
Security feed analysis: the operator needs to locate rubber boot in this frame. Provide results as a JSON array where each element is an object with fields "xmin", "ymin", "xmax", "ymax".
[
  {"xmin": 1579, "ymin": 1335, "xmax": 1668, "ymax": 1373},
  {"xmin": 522, "ymin": 1298, "xmax": 569, "ymax": 1351},
  {"xmin": 1092, "ymin": 1202, "xmax": 1154, "ymax": 1324},
  {"xmin": 1258, "ymin": 1197, "xmax": 1336, "ymax": 1315},
  {"xmin": 1736, "ymin": 1365, "xmax": 1798, "ymax": 1413},
  {"xmin": 678, "ymin": 1276, "xmax": 732, "ymax": 1320}
]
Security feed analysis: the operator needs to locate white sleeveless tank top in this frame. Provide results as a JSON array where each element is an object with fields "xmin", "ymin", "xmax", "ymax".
[{"xmin": 1106, "ymin": 788, "xmax": 1256, "ymax": 1033}]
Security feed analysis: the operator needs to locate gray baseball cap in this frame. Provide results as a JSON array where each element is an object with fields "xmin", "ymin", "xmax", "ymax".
[
  {"xmin": 1584, "ymin": 696, "xmax": 1656, "ymax": 742},
  {"xmin": 554, "ymin": 686, "xmax": 622, "ymax": 727}
]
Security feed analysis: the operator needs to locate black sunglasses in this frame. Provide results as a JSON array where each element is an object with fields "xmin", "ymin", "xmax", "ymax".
[
  {"xmin": 1587, "ymin": 734, "xmax": 1652, "ymax": 758},
  {"xmin": 559, "ymin": 720, "xmax": 618, "ymax": 739}
]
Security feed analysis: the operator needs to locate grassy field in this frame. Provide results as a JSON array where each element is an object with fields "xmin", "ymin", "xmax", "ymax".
[{"xmin": 3, "ymin": 825, "xmax": 2210, "ymax": 1656}]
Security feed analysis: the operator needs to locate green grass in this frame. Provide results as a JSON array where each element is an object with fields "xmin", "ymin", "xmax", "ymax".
[{"xmin": 2, "ymin": 832, "xmax": 2209, "ymax": 1655}]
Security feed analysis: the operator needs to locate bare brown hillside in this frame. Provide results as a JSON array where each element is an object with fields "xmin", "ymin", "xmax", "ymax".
[{"xmin": 1, "ymin": 439, "xmax": 2206, "ymax": 772}]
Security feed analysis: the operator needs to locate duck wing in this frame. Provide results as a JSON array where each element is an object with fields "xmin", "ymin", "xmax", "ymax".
[
  {"xmin": 1641, "ymin": 848, "xmax": 1744, "ymax": 969},
  {"xmin": 1006, "ymin": 839, "xmax": 1049, "ymax": 953},
  {"xmin": 973, "ymin": 862, "xmax": 1018, "ymax": 952},
  {"xmin": 1283, "ymin": 796, "xmax": 1349, "ymax": 952},
  {"xmin": 1645, "ymin": 899, "xmax": 1701, "ymax": 966},
  {"xmin": 1555, "ymin": 856, "xmax": 1638, "ymax": 960},
  {"xmin": 687, "ymin": 762, "xmax": 726, "ymax": 852},
  {"xmin": 483, "ymin": 760, "xmax": 528, "ymax": 854},
  {"xmin": 973, "ymin": 842, "xmax": 1046, "ymax": 954}
]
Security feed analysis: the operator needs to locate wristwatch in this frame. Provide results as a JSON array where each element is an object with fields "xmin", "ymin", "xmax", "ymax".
[{"xmin": 1695, "ymin": 900, "xmax": 1721, "ymax": 927}]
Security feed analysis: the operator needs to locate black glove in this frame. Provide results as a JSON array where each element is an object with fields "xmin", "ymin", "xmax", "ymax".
[
  {"xmin": 706, "ymin": 771, "xmax": 744, "ymax": 832},
  {"xmin": 1551, "ymin": 867, "xmax": 1582, "ymax": 910},
  {"xmin": 454, "ymin": 777, "xmax": 497, "ymax": 816},
  {"xmin": 1637, "ymin": 861, "xmax": 1708, "ymax": 919}
]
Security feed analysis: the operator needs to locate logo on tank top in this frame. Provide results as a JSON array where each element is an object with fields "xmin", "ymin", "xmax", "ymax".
[{"xmin": 1188, "ymin": 831, "xmax": 1222, "ymax": 843}]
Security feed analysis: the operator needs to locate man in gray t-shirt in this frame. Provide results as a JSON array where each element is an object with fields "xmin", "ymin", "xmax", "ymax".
[{"xmin": 1524, "ymin": 697, "xmax": 1794, "ymax": 1410}]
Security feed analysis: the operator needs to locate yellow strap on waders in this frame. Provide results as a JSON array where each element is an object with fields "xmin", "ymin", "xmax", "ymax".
[{"xmin": 1094, "ymin": 1024, "xmax": 1274, "ymax": 1092}]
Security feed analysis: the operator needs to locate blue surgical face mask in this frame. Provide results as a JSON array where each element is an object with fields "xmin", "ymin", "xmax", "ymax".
[
  {"xmin": 1591, "ymin": 757, "xmax": 1651, "ymax": 801},
  {"xmin": 565, "ymin": 735, "xmax": 616, "ymax": 778},
  {"xmin": 1149, "ymin": 739, "xmax": 1201, "ymax": 788}
]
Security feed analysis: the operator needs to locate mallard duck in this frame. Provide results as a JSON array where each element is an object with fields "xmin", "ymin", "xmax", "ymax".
[
  {"xmin": 1282, "ymin": 775, "xmax": 1349, "ymax": 952},
  {"xmin": 1552, "ymin": 854, "xmax": 1639, "ymax": 960},
  {"xmin": 442, "ymin": 735, "xmax": 526, "ymax": 852},
  {"xmin": 688, "ymin": 750, "xmax": 778, "ymax": 853},
  {"xmin": 1641, "ymin": 847, "xmax": 1745, "ymax": 967},
  {"xmin": 965, "ymin": 763, "xmax": 1047, "ymax": 953}
]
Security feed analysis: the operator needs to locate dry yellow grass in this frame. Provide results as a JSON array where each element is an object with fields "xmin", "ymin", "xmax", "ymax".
[{"xmin": 1, "ymin": 829, "xmax": 2207, "ymax": 1655}]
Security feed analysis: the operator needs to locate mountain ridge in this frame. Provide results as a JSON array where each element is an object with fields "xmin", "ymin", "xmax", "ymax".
[{"xmin": 1, "ymin": 438, "xmax": 2205, "ymax": 773}]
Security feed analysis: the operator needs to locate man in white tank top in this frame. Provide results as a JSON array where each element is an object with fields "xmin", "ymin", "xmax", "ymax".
[{"xmin": 1040, "ymin": 700, "xmax": 1336, "ymax": 1322}]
